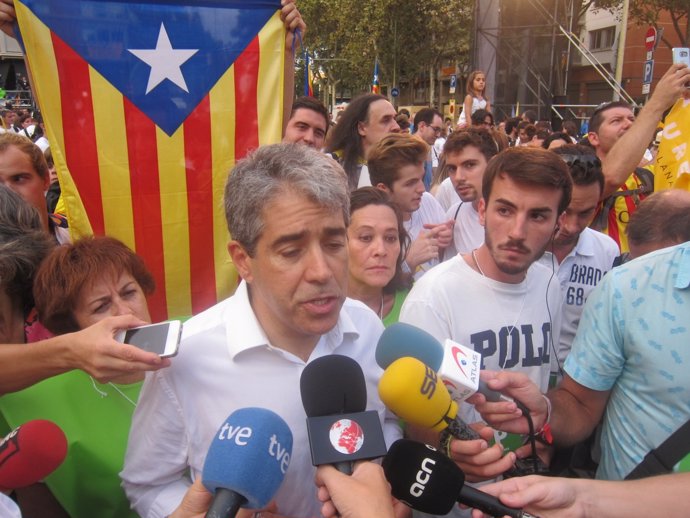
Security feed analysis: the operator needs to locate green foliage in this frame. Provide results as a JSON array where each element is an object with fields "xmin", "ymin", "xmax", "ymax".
[
  {"xmin": 592, "ymin": 0, "xmax": 689, "ymax": 46},
  {"xmin": 296, "ymin": 0, "xmax": 473, "ymax": 96}
]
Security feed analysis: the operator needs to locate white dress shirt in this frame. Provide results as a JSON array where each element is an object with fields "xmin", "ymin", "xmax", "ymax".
[{"xmin": 121, "ymin": 281, "xmax": 401, "ymax": 518}]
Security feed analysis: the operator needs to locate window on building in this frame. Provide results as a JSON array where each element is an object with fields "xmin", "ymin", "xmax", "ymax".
[{"xmin": 589, "ymin": 27, "xmax": 616, "ymax": 51}]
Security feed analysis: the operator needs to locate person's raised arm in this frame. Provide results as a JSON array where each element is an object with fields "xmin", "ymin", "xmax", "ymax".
[
  {"xmin": 0, "ymin": 314, "xmax": 168, "ymax": 395},
  {"xmin": 280, "ymin": 0, "xmax": 306, "ymax": 134},
  {"xmin": 600, "ymin": 63, "xmax": 690, "ymax": 198}
]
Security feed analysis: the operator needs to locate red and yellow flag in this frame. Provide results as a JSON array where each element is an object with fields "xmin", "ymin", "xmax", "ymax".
[{"xmin": 16, "ymin": 0, "xmax": 285, "ymax": 320}]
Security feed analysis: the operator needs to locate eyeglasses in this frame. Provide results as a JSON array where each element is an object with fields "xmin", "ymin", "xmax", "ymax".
[
  {"xmin": 591, "ymin": 100, "xmax": 632, "ymax": 119},
  {"xmin": 430, "ymin": 126, "xmax": 443, "ymax": 133}
]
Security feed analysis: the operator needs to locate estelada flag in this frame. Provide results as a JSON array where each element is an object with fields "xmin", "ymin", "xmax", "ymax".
[
  {"xmin": 15, "ymin": 0, "xmax": 286, "ymax": 321},
  {"xmin": 656, "ymin": 97, "xmax": 690, "ymax": 192}
]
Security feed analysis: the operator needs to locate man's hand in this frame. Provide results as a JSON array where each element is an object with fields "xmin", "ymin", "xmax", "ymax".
[
  {"xmin": 447, "ymin": 423, "xmax": 516, "ymax": 483},
  {"xmin": 423, "ymin": 219, "xmax": 454, "ymax": 249},
  {"xmin": 406, "ymin": 229, "xmax": 441, "ymax": 270},
  {"xmin": 0, "ymin": 0, "xmax": 16, "ymax": 38},
  {"xmin": 315, "ymin": 462, "xmax": 396, "ymax": 518},
  {"xmin": 66, "ymin": 314, "xmax": 170, "ymax": 383},
  {"xmin": 470, "ymin": 475, "xmax": 585, "ymax": 518},
  {"xmin": 169, "ymin": 479, "xmax": 213, "ymax": 518},
  {"xmin": 648, "ymin": 63, "xmax": 690, "ymax": 109},
  {"xmin": 281, "ymin": 0, "xmax": 305, "ymax": 51},
  {"xmin": 467, "ymin": 371, "xmax": 548, "ymax": 434}
]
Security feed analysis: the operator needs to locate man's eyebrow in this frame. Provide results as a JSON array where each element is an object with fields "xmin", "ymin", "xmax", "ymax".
[{"xmin": 270, "ymin": 231, "xmax": 307, "ymax": 248}]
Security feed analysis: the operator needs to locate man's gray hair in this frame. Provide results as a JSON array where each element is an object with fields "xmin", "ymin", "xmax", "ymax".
[{"xmin": 224, "ymin": 143, "xmax": 349, "ymax": 256}]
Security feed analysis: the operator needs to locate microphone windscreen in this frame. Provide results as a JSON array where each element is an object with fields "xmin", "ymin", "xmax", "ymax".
[
  {"xmin": 300, "ymin": 355, "xmax": 366, "ymax": 416},
  {"xmin": 0, "ymin": 419, "xmax": 68, "ymax": 490},
  {"xmin": 375, "ymin": 323, "xmax": 444, "ymax": 370},
  {"xmin": 202, "ymin": 407, "xmax": 293, "ymax": 509},
  {"xmin": 378, "ymin": 357, "xmax": 457, "ymax": 432},
  {"xmin": 383, "ymin": 439, "xmax": 463, "ymax": 515}
]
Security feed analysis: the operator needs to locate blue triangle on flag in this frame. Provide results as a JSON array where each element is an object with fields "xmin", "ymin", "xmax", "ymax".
[{"xmin": 21, "ymin": 0, "xmax": 280, "ymax": 135}]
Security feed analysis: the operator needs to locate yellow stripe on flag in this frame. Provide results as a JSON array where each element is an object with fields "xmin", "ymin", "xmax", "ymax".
[
  {"xmin": 257, "ymin": 12, "xmax": 284, "ymax": 146},
  {"xmin": 157, "ymin": 125, "xmax": 193, "ymax": 317},
  {"xmin": 210, "ymin": 57, "xmax": 238, "ymax": 301},
  {"xmin": 90, "ymin": 69, "xmax": 136, "ymax": 249},
  {"xmin": 15, "ymin": 2, "xmax": 91, "ymax": 238}
]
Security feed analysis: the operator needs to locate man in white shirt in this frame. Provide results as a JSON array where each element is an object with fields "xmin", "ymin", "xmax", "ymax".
[
  {"xmin": 368, "ymin": 133, "xmax": 453, "ymax": 280},
  {"xmin": 121, "ymin": 144, "xmax": 401, "ymax": 518},
  {"xmin": 400, "ymin": 147, "xmax": 571, "ymax": 489},
  {"xmin": 440, "ymin": 127, "xmax": 500, "ymax": 259},
  {"xmin": 538, "ymin": 145, "xmax": 619, "ymax": 379}
]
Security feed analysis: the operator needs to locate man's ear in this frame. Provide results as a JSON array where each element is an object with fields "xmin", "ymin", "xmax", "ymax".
[
  {"xmin": 587, "ymin": 131, "xmax": 599, "ymax": 147},
  {"xmin": 478, "ymin": 197, "xmax": 487, "ymax": 227},
  {"xmin": 376, "ymin": 182, "xmax": 391, "ymax": 194},
  {"xmin": 227, "ymin": 240, "xmax": 253, "ymax": 283}
]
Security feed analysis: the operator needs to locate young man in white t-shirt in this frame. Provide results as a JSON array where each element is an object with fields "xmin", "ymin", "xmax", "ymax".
[
  {"xmin": 368, "ymin": 133, "xmax": 453, "ymax": 279},
  {"xmin": 400, "ymin": 147, "xmax": 572, "ymax": 491},
  {"xmin": 441, "ymin": 127, "xmax": 501, "ymax": 259}
]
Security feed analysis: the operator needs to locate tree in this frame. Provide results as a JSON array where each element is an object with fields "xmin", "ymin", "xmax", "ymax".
[
  {"xmin": 296, "ymin": 0, "xmax": 473, "ymax": 103},
  {"xmin": 593, "ymin": 0, "xmax": 689, "ymax": 47}
]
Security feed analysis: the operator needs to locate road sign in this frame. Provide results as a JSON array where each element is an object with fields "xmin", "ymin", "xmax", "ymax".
[
  {"xmin": 449, "ymin": 74, "xmax": 457, "ymax": 94},
  {"xmin": 391, "ymin": 87, "xmax": 399, "ymax": 98},
  {"xmin": 643, "ymin": 60, "xmax": 654, "ymax": 84},
  {"xmin": 645, "ymin": 27, "xmax": 657, "ymax": 51},
  {"xmin": 642, "ymin": 83, "xmax": 650, "ymax": 95}
]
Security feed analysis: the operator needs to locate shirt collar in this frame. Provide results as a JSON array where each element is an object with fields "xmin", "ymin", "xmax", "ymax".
[
  {"xmin": 223, "ymin": 282, "xmax": 361, "ymax": 359},
  {"xmin": 675, "ymin": 242, "xmax": 690, "ymax": 289}
]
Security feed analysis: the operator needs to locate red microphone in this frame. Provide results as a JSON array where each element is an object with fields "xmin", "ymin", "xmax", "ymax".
[{"xmin": 0, "ymin": 420, "xmax": 68, "ymax": 491}]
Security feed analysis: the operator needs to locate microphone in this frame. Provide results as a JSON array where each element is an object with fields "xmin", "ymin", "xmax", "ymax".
[
  {"xmin": 202, "ymin": 407, "xmax": 293, "ymax": 518},
  {"xmin": 377, "ymin": 322, "xmax": 512, "ymax": 404},
  {"xmin": 379, "ymin": 357, "xmax": 481, "ymax": 450},
  {"xmin": 383, "ymin": 439, "xmax": 537, "ymax": 518},
  {"xmin": 300, "ymin": 355, "xmax": 387, "ymax": 475},
  {"xmin": 0, "ymin": 419, "xmax": 68, "ymax": 491}
]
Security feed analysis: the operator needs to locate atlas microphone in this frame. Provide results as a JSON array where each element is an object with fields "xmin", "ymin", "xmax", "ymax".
[
  {"xmin": 300, "ymin": 355, "xmax": 387, "ymax": 475},
  {"xmin": 202, "ymin": 407, "xmax": 293, "ymax": 518},
  {"xmin": 379, "ymin": 356, "xmax": 481, "ymax": 452},
  {"xmin": 383, "ymin": 439, "xmax": 538, "ymax": 518},
  {"xmin": 0, "ymin": 419, "xmax": 68, "ymax": 492},
  {"xmin": 376, "ymin": 322, "xmax": 512, "ymax": 404}
]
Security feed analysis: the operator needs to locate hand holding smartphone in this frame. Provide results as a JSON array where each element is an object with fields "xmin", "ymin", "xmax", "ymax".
[
  {"xmin": 115, "ymin": 321, "xmax": 183, "ymax": 358},
  {"xmin": 673, "ymin": 48, "xmax": 690, "ymax": 88}
]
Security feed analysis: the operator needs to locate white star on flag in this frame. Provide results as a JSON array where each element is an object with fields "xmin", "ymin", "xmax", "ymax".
[{"xmin": 128, "ymin": 23, "xmax": 199, "ymax": 94}]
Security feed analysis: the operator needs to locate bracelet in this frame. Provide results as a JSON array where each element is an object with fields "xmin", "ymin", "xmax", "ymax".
[{"xmin": 531, "ymin": 394, "xmax": 553, "ymax": 445}]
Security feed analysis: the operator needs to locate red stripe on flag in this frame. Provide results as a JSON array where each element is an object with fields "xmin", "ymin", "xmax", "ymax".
[
  {"xmin": 234, "ymin": 36, "xmax": 260, "ymax": 159},
  {"xmin": 51, "ymin": 33, "xmax": 105, "ymax": 234},
  {"xmin": 606, "ymin": 208, "xmax": 620, "ymax": 248},
  {"xmin": 123, "ymin": 99, "xmax": 168, "ymax": 321},
  {"xmin": 183, "ymin": 96, "xmax": 217, "ymax": 314}
]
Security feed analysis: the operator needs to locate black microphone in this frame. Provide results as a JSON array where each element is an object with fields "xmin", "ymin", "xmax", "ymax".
[
  {"xmin": 382, "ymin": 439, "xmax": 538, "ymax": 518},
  {"xmin": 300, "ymin": 355, "xmax": 387, "ymax": 475}
]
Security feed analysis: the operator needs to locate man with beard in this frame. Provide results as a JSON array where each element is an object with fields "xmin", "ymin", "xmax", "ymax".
[
  {"xmin": 538, "ymin": 145, "xmax": 619, "ymax": 381},
  {"xmin": 400, "ymin": 147, "xmax": 570, "ymax": 485}
]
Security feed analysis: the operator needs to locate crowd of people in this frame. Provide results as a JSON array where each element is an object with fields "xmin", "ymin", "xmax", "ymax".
[{"xmin": 1, "ymin": 0, "xmax": 690, "ymax": 516}]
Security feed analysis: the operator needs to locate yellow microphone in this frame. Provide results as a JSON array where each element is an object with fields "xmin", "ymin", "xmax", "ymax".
[{"xmin": 378, "ymin": 357, "xmax": 480, "ymax": 451}]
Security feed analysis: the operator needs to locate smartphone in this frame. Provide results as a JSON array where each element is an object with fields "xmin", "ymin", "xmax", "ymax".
[
  {"xmin": 672, "ymin": 47, "xmax": 690, "ymax": 66},
  {"xmin": 115, "ymin": 321, "xmax": 182, "ymax": 358}
]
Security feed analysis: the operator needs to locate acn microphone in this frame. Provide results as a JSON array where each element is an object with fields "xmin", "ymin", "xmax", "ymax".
[
  {"xmin": 202, "ymin": 407, "xmax": 293, "ymax": 518},
  {"xmin": 379, "ymin": 356, "xmax": 480, "ymax": 452},
  {"xmin": 301, "ymin": 355, "xmax": 387, "ymax": 475},
  {"xmin": 383, "ymin": 439, "xmax": 538, "ymax": 518},
  {"xmin": 0, "ymin": 419, "xmax": 68, "ymax": 492}
]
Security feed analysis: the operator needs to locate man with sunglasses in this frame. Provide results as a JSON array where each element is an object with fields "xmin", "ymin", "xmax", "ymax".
[
  {"xmin": 413, "ymin": 108, "xmax": 444, "ymax": 191},
  {"xmin": 538, "ymin": 145, "xmax": 619, "ymax": 381},
  {"xmin": 588, "ymin": 63, "xmax": 690, "ymax": 254}
]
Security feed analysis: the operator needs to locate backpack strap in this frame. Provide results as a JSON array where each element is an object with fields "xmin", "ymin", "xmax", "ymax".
[{"xmin": 625, "ymin": 419, "xmax": 690, "ymax": 480}]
